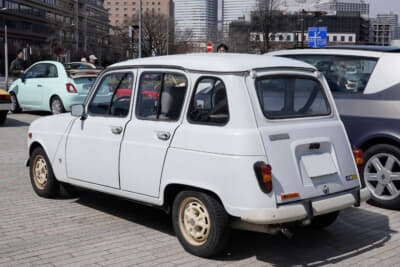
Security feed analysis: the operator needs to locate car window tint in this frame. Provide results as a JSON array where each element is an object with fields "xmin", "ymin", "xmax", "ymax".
[
  {"xmin": 188, "ymin": 77, "xmax": 229, "ymax": 125},
  {"xmin": 255, "ymin": 76, "xmax": 330, "ymax": 119},
  {"xmin": 88, "ymin": 72, "xmax": 133, "ymax": 117},
  {"xmin": 283, "ymin": 55, "xmax": 378, "ymax": 93},
  {"xmin": 25, "ymin": 64, "xmax": 48, "ymax": 79},
  {"xmin": 136, "ymin": 72, "xmax": 188, "ymax": 121}
]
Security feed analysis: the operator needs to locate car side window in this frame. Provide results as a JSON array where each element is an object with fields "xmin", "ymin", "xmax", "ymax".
[
  {"xmin": 136, "ymin": 72, "xmax": 188, "ymax": 121},
  {"xmin": 47, "ymin": 64, "xmax": 58, "ymax": 78},
  {"xmin": 88, "ymin": 72, "xmax": 134, "ymax": 117},
  {"xmin": 188, "ymin": 77, "xmax": 229, "ymax": 125},
  {"xmin": 284, "ymin": 55, "xmax": 378, "ymax": 94},
  {"xmin": 25, "ymin": 64, "xmax": 48, "ymax": 79}
]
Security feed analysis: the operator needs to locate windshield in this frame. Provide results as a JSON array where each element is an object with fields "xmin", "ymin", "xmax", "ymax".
[{"xmin": 255, "ymin": 76, "xmax": 331, "ymax": 119}]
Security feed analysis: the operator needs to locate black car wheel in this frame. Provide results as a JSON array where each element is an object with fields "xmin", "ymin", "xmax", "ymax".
[
  {"xmin": 0, "ymin": 111, "xmax": 7, "ymax": 124},
  {"xmin": 10, "ymin": 93, "xmax": 21, "ymax": 113}
]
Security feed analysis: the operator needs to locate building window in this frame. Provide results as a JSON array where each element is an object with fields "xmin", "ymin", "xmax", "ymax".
[
  {"xmin": 333, "ymin": 36, "xmax": 337, "ymax": 42},
  {"xmin": 349, "ymin": 36, "xmax": 353, "ymax": 42},
  {"xmin": 341, "ymin": 36, "xmax": 345, "ymax": 42}
]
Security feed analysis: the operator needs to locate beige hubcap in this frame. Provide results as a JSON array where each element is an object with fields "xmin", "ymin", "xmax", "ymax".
[
  {"xmin": 178, "ymin": 197, "xmax": 210, "ymax": 246},
  {"xmin": 33, "ymin": 155, "xmax": 48, "ymax": 190}
]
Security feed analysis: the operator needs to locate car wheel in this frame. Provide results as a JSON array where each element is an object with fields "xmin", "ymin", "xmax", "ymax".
[
  {"xmin": 172, "ymin": 191, "xmax": 230, "ymax": 258},
  {"xmin": 51, "ymin": 97, "xmax": 65, "ymax": 115},
  {"xmin": 10, "ymin": 93, "xmax": 21, "ymax": 113},
  {"xmin": 0, "ymin": 111, "xmax": 7, "ymax": 125},
  {"xmin": 363, "ymin": 144, "xmax": 400, "ymax": 209},
  {"xmin": 30, "ymin": 147, "xmax": 59, "ymax": 198},
  {"xmin": 310, "ymin": 211, "xmax": 340, "ymax": 229}
]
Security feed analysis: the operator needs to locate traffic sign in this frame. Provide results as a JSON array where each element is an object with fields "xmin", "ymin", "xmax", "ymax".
[
  {"xmin": 207, "ymin": 43, "xmax": 213, "ymax": 52},
  {"xmin": 308, "ymin": 27, "xmax": 327, "ymax": 48}
]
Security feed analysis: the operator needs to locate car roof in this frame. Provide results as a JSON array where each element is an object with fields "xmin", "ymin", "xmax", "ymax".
[
  {"xmin": 325, "ymin": 45, "xmax": 400, "ymax": 53},
  {"xmin": 108, "ymin": 53, "xmax": 316, "ymax": 73},
  {"xmin": 267, "ymin": 48, "xmax": 384, "ymax": 58}
]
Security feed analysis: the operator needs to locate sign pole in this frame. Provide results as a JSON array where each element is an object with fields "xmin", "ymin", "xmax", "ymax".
[
  {"xmin": 5, "ymin": 25, "xmax": 8, "ymax": 91},
  {"xmin": 138, "ymin": 0, "xmax": 142, "ymax": 58}
]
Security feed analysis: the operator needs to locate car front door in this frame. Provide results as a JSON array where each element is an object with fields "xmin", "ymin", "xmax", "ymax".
[
  {"xmin": 19, "ymin": 63, "xmax": 48, "ymax": 107},
  {"xmin": 65, "ymin": 70, "xmax": 136, "ymax": 188},
  {"xmin": 119, "ymin": 70, "xmax": 189, "ymax": 197}
]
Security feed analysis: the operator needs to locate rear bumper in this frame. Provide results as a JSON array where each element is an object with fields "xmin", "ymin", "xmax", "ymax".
[
  {"xmin": 241, "ymin": 187, "xmax": 371, "ymax": 225},
  {"xmin": 0, "ymin": 102, "xmax": 11, "ymax": 111}
]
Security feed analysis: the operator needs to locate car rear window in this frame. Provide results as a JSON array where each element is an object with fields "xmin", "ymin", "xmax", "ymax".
[
  {"xmin": 255, "ymin": 76, "xmax": 331, "ymax": 119},
  {"xmin": 282, "ymin": 55, "xmax": 378, "ymax": 94}
]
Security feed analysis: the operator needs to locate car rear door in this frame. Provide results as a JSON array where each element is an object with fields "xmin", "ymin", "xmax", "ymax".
[
  {"xmin": 246, "ymin": 70, "xmax": 360, "ymax": 204},
  {"xmin": 119, "ymin": 69, "xmax": 189, "ymax": 197},
  {"xmin": 65, "ymin": 70, "xmax": 136, "ymax": 188}
]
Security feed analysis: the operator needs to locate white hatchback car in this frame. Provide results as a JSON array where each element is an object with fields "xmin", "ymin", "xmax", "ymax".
[{"xmin": 27, "ymin": 54, "xmax": 370, "ymax": 257}]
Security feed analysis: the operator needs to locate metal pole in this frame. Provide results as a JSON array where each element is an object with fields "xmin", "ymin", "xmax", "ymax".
[
  {"xmin": 5, "ymin": 25, "xmax": 8, "ymax": 91},
  {"xmin": 84, "ymin": 5, "xmax": 88, "ymax": 53},
  {"xmin": 166, "ymin": 17, "xmax": 169, "ymax": 55},
  {"xmin": 75, "ymin": 0, "xmax": 79, "ymax": 52},
  {"xmin": 139, "ymin": 0, "xmax": 142, "ymax": 58},
  {"xmin": 301, "ymin": 9, "xmax": 305, "ymax": 49}
]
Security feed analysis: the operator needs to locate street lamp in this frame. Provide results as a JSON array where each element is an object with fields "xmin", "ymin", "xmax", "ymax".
[
  {"xmin": 139, "ymin": 0, "xmax": 142, "ymax": 58},
  {"xmin": 1, "ymin": 7, "xmax": 9, "ymax": 90}
]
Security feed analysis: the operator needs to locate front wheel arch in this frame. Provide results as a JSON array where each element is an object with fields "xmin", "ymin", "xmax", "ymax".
[{"xmin": 49, "ymin": 95, "xmax": 65, "ymax": 114}]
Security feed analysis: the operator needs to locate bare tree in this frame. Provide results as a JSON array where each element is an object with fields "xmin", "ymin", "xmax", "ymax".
[
  {"xmin": 125, "ymin": 11, "xmax": 174, "ymax": 57},
  {"xmin": 251, "ymin": 0, "xmax": 282, "ymax": 53}
]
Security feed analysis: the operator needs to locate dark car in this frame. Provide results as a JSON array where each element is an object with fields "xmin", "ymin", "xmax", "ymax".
[{"xmin": 269, "ymin": 46, "xmax": 400, "ymax": 208}]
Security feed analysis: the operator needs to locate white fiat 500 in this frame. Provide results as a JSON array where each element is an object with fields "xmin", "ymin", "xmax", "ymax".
[{"xmin": 27, "ymin": 54, "xmax": 370, "ymax": 257}]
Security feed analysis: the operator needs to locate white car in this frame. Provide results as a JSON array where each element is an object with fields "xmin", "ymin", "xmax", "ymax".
[{"xmin": 27, "ymin": 54, "xmax": 370, "ymax": 257}]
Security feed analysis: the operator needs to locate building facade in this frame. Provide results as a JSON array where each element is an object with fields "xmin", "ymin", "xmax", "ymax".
[
  {"xmin": 0, "ymin": 0, "xmax": 109, "ymax": 71},
  {"xmin": 316, "ymin": 0, "xmax": 369, "ymax": 18},
  {"xmin": 105, "ymin": 0, "xmax": 172, "ymax": 27},
  {"xmin": 223, "ymin": 0, "xmax": 259, "ymax": 38},
  {"xmin": 375, "ymin": 13, "xmax": 399, "ymax": 40},
  {"xmin": 174, "ymin": 0, "xmax": 218, "ymax": 42}
]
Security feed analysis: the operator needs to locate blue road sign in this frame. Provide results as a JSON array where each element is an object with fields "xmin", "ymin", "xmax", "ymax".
[{"xmin": 308, "ymin": 27, "xmax": 327, "ymax": 48}]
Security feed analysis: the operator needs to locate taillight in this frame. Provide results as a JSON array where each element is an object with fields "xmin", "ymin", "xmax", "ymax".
[
  {"xmin": 353, "ymin": 149, "xmax": 363, "ymax": 173},
  {"xmin": 0, "ymin": 94, "xmax": 11, "ymax": 101},
  {"xmin": 254, "ymin": 162, "xmax": 273, "ymax": 193},
  {"xmin": 66, "ymin": 83, "xmax": 77, "ymax": 93}
]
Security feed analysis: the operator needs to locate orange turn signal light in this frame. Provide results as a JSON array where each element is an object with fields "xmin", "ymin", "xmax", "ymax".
[
  {"xmin": 353, "ymin": 149, "xmax": 363, "ymax": 172},
  {"xmin": 281, "ymin": 192, "xmax": 300, "ymax": 201}
]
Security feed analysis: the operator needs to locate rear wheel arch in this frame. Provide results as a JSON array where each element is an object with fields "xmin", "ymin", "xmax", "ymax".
[
  {"xmin": 163, "ymin": 184, "xmax": 225, "ymax": 214},
  {"xmin": 359, "ymin": 136, "xmax": 400, "ymax": 152}
]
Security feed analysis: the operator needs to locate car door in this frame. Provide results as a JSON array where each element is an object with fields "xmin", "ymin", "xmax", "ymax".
[
  {"xmin": 65, "ymin": 70, "xmax": 136, "ymax": 188},
  {"xmin": 19, "ymin": 63, "xmax": 48, "ymax": 107},
  {"xmin": 119, "ymin": 70, "xmax": 189, "ymax": 197}
]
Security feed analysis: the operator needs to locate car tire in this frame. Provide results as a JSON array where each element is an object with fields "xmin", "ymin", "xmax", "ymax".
[
  {"xmin": 0, "ymin": 111, "xmax": 7, "ymax": 125},
  {"xmin": 50, "ymin": 96, "xmax": 65, "ymax": 115},
  {"xmin": 29, "ymin": 146, "xmax": 59, "ymax": 198},
  {"xmin": 10, "ymin": 93, "xmax": 21, "ymax": 113},
  {"xmin": 363, "ymin": 144, "xmax": 400, "ymax": 209},
  {"xmin": 309, "ymin": 211, "xmax": 340, "ymax": 229},
  {"xmin": 172, "ymin": 190, "xmax": 230, "ymax": 258}
]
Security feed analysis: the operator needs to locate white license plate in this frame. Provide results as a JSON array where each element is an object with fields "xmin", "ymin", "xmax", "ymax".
[{"xmin": 301, "ymin": 153, "xmax": 337, "ymax": 178}]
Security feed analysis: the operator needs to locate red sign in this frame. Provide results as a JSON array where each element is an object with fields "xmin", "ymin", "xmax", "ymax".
[{"xmin": 206, "ymin": 43, "xmax": 213, "ymax": 52}]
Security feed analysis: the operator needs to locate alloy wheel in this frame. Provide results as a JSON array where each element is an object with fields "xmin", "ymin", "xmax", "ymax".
[{"xmin": 364, "ymin": 153, "xmax": 400, "ymax": 201}]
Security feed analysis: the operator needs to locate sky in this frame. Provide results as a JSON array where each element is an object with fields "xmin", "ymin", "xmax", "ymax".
[{"xmin": 368, "ymin": 0, "xmax": 400, "ymax": 17}]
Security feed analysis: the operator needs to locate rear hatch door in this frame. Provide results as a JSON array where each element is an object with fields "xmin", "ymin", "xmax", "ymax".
[{"xmin": 247, "ymin": 71, "xmax": 360, "ymax": 204}]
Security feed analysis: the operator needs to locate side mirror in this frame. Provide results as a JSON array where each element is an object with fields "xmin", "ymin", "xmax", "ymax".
[
  {"xmin": 71, "ymin": 104, "xmax": 87, "ymax": 120},
  {"xmin": 20, "ymin": 73, "xmax": 26, "ymax": 83}
]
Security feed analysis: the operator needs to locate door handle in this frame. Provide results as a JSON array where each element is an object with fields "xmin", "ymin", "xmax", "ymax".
[
  {"xmin": 111, "ymin": 126, "xmax": 123, "ymax": 135},
  {"xmin": 157, "ymin": 131, "xmax": 171, "ymax": 141},
  {"xmin": 37, "ymin": 84, "xmax": 43, "ymax": 87}
]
